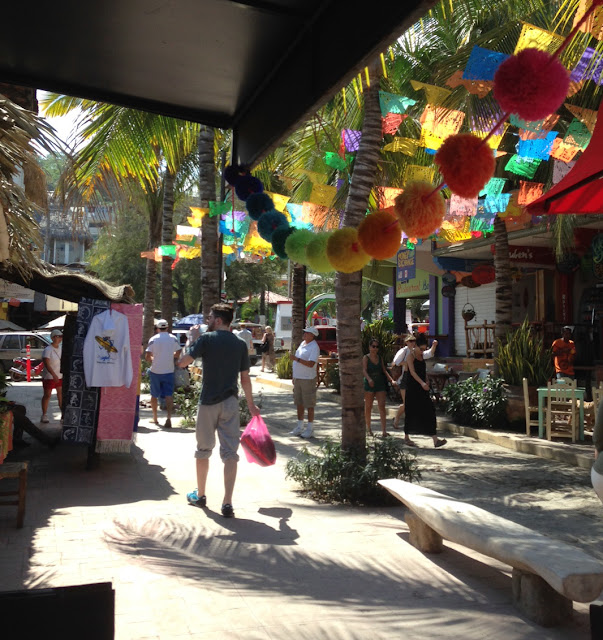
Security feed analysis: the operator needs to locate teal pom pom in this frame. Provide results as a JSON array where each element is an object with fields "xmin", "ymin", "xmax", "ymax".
[
  {"xmin": 272, "ymin": 225, "xmax": 295, "ymax": 259},
  {"xmin": 257, "ymin": 210, "xmax": 288, "ymax": 242}
]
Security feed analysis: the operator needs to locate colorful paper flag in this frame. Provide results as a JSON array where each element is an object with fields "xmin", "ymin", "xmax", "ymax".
[
  {"xmin": 573, "ymin": 0, "xmax": 603, "ymax": 40},
  {"xmin": 301, "ymin": 202, "xmax": 340, "ymax": 230},
  {"xmin": 550, "ymin": 138, "xmax": 581, "ymax": 162},
  {"xmin": 462, "ymin": 46, "xmax": 509, "ymax": 81},
  {"xmin": 514, "ymin": 23, "xmax": 564, "ymax": 55},
  {"xmin": 420, "ymin": 105, "xmax": 465, "ymax": 139},
  {"xmin": 158, "ymin": 245, "xmax": 177, "ymax": 257},
  {"xmin": 264, "ymin": 192, "xmax": 291, "ymax": 212},
  {"xmin": 176, "ymin": 225, "xmax": 200, "ymax": 237},
  {"xmin": 516, "ymin": 131, "xmax": 557, "ymax": 160},
  {"xmin": 209, "ymin": 201, "xmax": 231, "ymax": 217},
  {"xmin": 552, "ymin": 159, "xmax": 577, "ymax": 184},
  {"xmin": 570, "ymin": 47, "xmax": 603, "ymax": 84},
  {"xmin": 410, "ymin": 80, "xmax": 451, "ymax": 105},
  {"xmin": 404, "ymin": 165, "xmax": 435, "ymax": 184},
  {"xmin": 517, "ymin": 181, "xmax": 545, "ymax": 205},
  {"xmin": 513, "ymin": 114, "xmax": 559, "ymax": 140},
  {"xmin": 482, "ymin": 193, "xmax": 512, "ymax": 214},
  {"xmin": 382, "ymin": 113, "xmax": 407, "ymax": 135},
  {"xmin": 446, "ymin": 70, "xmax": 492, "ymax": 98},
  {"xmin": 420, "ymin": 130, "xmax": 445, "ymax": 151},
  {"xmin": 564, "ymin": 104, "xmax": 598, "ymax": 133},
  {"xmin": 383, "ymin": 137, "xmax": 421, "ymax": 155},
  {"xmin": 479, "ymin": 177, "xmax": 507, "ymax": 197},
  {"xmin": 374, "ymin": 186, "xmax": 404, "ymax": 209},
  {"xmin": 504, "ymin": 155, "xmax": 541, "ymax": 179},
  {"xmin": 449, "ymin": 194, "xmax": 478, "ymax": 217},
  {"xmin": 564, "ymin": 118, "xmax": 592, "ymax": 149},
  {"xmin": 309, "ymin": 183, "xmax": 337, "ymax": 208},
  {"xmin": 378, "ymin": 92, "xmax": 416, "ymax": 116},
  {"xmin": 343, "ymin": 129, "xmax": 362, "ymax": 151}
]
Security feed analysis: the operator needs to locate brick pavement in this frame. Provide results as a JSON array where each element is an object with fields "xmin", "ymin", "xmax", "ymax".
[{"xmin": 0, "ymin": 374, "xmax": 599, "ymax": 639}]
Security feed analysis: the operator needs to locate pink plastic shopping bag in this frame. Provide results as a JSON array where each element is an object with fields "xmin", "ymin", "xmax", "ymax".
[{"xmin": 240, "ymin": 415, "xmax": 276, "ymax": 467}]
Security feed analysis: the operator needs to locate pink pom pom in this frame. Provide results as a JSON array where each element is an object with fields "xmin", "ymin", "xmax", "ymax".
[
  {"xmin": 493, "ymin": 48, "xmax": 569, "ymax": 121},
  {"xmin": 435, "ymin": 134, "xmax": 495, "ymax": 199},
  {"xmin": 357, "ymin": 209, "xmax": 401, "ymax": 260},
  {"xmin": 393, "ymin": 182, "xmax": 446, "ymax": 239}
]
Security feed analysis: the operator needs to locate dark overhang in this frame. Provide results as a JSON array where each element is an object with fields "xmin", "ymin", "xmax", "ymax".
[{"xmin": 1, "ymin": 0, "xmax": 433, "ymax": 165}]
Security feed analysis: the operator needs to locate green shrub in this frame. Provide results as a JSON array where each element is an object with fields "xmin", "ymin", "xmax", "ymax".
[
  {"xmin": 173, "ymin": 382, "xmax": 201, "ymax": 428},
  {"xmin": 275, "ymin": 351, "xmax": 293, "ymax": 379},
  {"xmin": 285, "ymin": 437, "xmax": 421, "ymax": 505},
  {"xmin": 325, "ymin": 361, "xmax": 340, "ymax": 393},
  {"xmin": 362, "ymin": 319, "xmax": 399, "ymax": 363},
  {"xmin": 446, "ymin": 376, "xmax": 507, "ymax": 429},
  {"xmin": 496, "ymin": 317, "xmax": 553, "ymax": 386}
]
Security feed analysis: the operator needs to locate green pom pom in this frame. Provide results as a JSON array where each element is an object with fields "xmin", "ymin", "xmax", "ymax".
[
  {"xmin": 285, "ymin": 228, "xmax": 314, "ymax": 265},
  {"xmin": 306, "ymin": 232, "xmax": 334, "ymax": 273},
  {"xmin": 271, "ymin": 225, "xmax": 295, "ymax": 259}
]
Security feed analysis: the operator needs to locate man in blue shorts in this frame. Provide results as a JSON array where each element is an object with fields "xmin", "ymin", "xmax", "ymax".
[
  {"xmin": 177, "ymin": 303, "xmax": 260, "ymax": 518},
  {"xmin": 145, "ymin": 319, "xmax": 181, "ymax": 428}
]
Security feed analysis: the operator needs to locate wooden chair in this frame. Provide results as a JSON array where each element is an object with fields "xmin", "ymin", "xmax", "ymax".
[
  {"xmin": 592, "ymin": 382, "xmax": 603, "ymax": 418},
  {"xmin": 522, "ymin": 377, "xmax": 539, "ymax": 436},
  {"xmin": 545, "ymin": 383, "xmax": 578, "ymax": 442},
  {"xmin": 555, "ymin": 376, "xmax": 577, "ymax": 388},
  {"xmin": 0, "ymin": 461, "xmax": 28, "ymax": 528}
]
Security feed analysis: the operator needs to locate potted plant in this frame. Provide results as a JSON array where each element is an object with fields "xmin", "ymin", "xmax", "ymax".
[{"xmin": 496, "ymin": 318, "xmax": 554, "ymax": 422}]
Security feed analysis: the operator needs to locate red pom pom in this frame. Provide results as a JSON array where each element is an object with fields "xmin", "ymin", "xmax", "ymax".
[
  {"xmin": 393, "ymin": 182, "xmax": 446, "ymax": 239},
  {"xmin": 357, "ymin": 208, "xmax": 401, "ymax": 260},
  {"xmin": 493, "ymin": 48, "xmax": 569, "ymax": 121},
  {"xmin": 435, "ymin": 134, "xmax": 495, "ymax": 199}
]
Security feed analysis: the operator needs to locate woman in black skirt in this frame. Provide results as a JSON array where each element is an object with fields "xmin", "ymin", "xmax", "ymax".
[{"xmin": 404, "ymin": 333, "xmax": 447, "ymax": 448}]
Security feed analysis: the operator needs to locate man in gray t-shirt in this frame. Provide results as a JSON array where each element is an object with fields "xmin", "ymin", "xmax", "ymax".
[{"xmin": 178, "ymin": 303, "xmax": 260, "ymax": 518}]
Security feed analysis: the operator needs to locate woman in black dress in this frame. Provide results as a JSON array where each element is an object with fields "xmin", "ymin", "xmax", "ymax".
[{"xmin": 404, "ymin": 333, "xmax": 447, "ymax": 448}]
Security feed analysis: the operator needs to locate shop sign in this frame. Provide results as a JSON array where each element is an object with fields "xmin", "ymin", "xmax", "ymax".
[
  {"xmin": 396, "ymin": 273, "xmax": 430, "ymax": 297},
  {"xmin": 396, "ymin": 248, "xmax": 416, "ymax": 282},
  {"xmin": 0, "ymin": 279, "xmax": 34, "ymax": 301},
  {"xmin": 491, "ymin": 245, "xmax": 555, "ymax": 265}
]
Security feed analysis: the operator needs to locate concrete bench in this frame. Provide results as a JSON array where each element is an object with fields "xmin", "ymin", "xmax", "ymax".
[{"xmin": 379, "ymin": 478, "xmax": 603, "ymax": 627}]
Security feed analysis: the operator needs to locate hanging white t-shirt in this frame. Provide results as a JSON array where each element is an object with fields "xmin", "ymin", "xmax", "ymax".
[
  {"xmin": 83, "ymin": 309, "xmax": 133, "ymax": 388},
  {"xmin": 292, "ymin": 339, "xmax": 320, "ymax": 380},
  {"xmin": 146, "ymin": 331, "xmax": 180, "ymax": 374},
  {"xmin": 42, "ymin": 343, "xmax": 62, "ymax": 380}
]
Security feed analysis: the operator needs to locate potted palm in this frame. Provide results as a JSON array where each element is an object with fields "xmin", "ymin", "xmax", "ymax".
[{"xmin": 496, "ymin": 318, "xmax": 554, "ymax": 422}]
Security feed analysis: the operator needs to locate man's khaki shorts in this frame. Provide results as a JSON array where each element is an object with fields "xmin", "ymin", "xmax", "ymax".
[
  {"xmin": 195, "ymin": 395, "xmax": 240, "ymax": 462},
  {"xmin": 293, "ymin": 378, "xmax": 317, "ymax": 407}
]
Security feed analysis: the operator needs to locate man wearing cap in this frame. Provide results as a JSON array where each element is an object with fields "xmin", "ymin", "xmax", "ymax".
[
  {"xmin": 41, "ymin": 329, "xmax": 63, "ymax": 423},
  {"xmin": 552, "ymin": 326, "xmax": 576, "ymax": 380},
  {"xmin": 290, "ymin": 326, "xmax": 320, "ymax": 439},
  {"xmin": 145, "ymin": 319, "xmax": 181, "ymax": 428}
]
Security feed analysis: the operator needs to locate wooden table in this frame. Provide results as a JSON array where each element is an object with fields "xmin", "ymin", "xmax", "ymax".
[
  {"xmin": 537, "ymin": 386, "xmax": 585, "ymax": 440},
  {"xmin": 427, "ymin": 371, "xmax": 458, "ymax": 406}
]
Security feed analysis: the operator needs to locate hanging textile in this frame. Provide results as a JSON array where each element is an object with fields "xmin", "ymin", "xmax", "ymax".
[
  {"xmin": 96, "ymin": 303, "xmax": 143, "ymax": 453},
  {"xmin": 63, "ymin": 298, "xmax": 111, "ymax": 445}
]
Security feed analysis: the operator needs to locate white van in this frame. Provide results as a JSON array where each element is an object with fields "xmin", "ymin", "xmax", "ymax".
[{"xmin": 274, "ymin": 301, "xmax": 292, "ymax": 351}]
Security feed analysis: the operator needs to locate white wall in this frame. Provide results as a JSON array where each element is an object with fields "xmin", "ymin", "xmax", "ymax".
[{"xmin": 454, "ymin": 282, "xmax": 497, "ymax": 356}]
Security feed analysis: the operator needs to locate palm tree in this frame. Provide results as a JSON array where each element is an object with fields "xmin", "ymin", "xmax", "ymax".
[{"xmin": 41, "ymin": 95, "xmax": 200, "ymax": 343}]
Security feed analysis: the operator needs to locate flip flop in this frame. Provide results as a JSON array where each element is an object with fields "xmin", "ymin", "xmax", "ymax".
[
  {"xmin": 404, "ymin": 439, "xmax": 417, "ymax": 447},
  {"xmin": 435, "ymin": 438, "xmax": 447, "ymax": 448}
]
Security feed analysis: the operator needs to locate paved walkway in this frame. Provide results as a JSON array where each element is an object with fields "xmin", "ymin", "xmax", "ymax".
[{"xmin": 0, "ymin": 371, "xmax": 601, "ymax": 639}]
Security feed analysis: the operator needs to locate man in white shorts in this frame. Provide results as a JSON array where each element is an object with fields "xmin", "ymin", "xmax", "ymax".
[
  {"xmin": 177, "ymin": 303, "xmax": 260, "ymax": 518},
  {"xmin": 290, "ymin": 326, "xmax": 320, "ymax": 439}
]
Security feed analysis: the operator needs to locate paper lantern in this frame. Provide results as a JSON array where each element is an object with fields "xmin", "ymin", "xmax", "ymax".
[
  {"xmin": 460, "ymin": 275, "xmax": 480, "ymax": 288},
  {"xmin": 435, "ymin": 134, "xmax": 495, "ymax": 199},
  {"xmin": 326, "ymin": 228, "xmax": 371, "ymax": 273},
  {"xmin": 257, "ymin": 210, "xmax": 288, "ymax": 242},
  {"xmin": 493, "ymin": 48, "xmax": 569, "ymax": 122},
  {"xmin": 471, "ymin": 264, "xmax": 496, "ymax": 285},
  {"xmin": 305, "ymin": 232, "xmax": 334, "ymax": 273},
  {"xmin": 246, "ymin": 193, "xmax": 274, "ymax": 221},
  {"xmin": 393, "ymin": 181, "xmax": 446, "ymax": 238},
  {"xmin": 271, "ymin": 225, "xmax": 295, "ymax": 259},
  {"xmin": 357, "ymin": 209, "xmax": 401, "ymax": 260},
  {"xmin": 285, "ymin": 229, "xmax": 314, "ymax": 265}
]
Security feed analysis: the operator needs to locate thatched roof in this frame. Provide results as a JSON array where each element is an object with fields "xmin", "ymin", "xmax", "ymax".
[{"xmin": 0, "ymin": 259, "xmax": 134, "ymax": 303}]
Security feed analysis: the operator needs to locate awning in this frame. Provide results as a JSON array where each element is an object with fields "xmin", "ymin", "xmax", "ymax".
[
  {"xmin": 528, "ymin": 102, "xmax": 603, "ymax": 215},
  {"xmin": 0, "ymin": 262, "xmax": 134, "ymax": 304},
  {"xmin": 0, "ymin": 1, "xmax": 431, "ymax": 166}
]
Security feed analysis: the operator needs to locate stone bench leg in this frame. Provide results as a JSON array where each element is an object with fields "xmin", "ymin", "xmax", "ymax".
[
  {"xmin": 512, "ymin": 568, "xmax": 573, "ymax": 627},
  {"xmin": 405, "ymin": 511, "xmax": 443, "ymax": 553}
]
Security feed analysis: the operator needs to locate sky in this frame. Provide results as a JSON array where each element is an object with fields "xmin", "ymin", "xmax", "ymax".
[{"xmin": 37, "ymin": 90, "xmax": 81, "ymax": 148}]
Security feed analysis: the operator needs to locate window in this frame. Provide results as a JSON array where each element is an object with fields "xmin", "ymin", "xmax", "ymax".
[
  {"xmin": 1, "ymin": 335, "xmax": 22, "ymax": 350},
  {"xmin": 28, "ymin": 336, "xmax": 49, "ymax": 350}
]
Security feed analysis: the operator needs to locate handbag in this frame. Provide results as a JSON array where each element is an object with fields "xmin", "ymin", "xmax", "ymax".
[
  {"xmin": 240, "ymin": 415, "xmax": 276, "ymax": 467},
  {"xmin": 260, "ymin": 341, "xmax": 270, "ymax": 353}
]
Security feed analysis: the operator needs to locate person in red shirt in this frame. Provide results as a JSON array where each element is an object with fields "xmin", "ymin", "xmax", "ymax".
[{"xmin": 551, "ymin": 326, "xmax": 576, "ymax": 379}]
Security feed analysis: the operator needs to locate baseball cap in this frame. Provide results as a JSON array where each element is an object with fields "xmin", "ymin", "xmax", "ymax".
[
  {"xmin": 50, "ymin": 329, "xmax": 63, "ymax": 338},
  {"xmin": 156, "ymin": 319, "xmax": 168, "ymax": 329},
  {"xmin": 303, "ymin": 326, "xmax": 319, "ymax": 336},
  {"xmin": 562, "ymin": 325, "xmax": 572, "ymax": 331}
]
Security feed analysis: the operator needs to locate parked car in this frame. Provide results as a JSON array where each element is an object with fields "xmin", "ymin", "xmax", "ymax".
[
  {"xmin": 234, "ymin": 322, "xmax": 276, "ymax": 365},
  {"xmin": 315, "ymin": 326, "xmax": 338, "ymax": 355},
  {"xmin": 0, "ymin": 331, "xmax": 51, "ymax": 373}
]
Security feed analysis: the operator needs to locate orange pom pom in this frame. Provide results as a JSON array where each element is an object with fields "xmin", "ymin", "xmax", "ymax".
[
  {"xmin": 435, "ymin": 134, "xmax": 495, "ymax": 199},
  {"xmin": 357, "ymin": 209, "xmax": 401, "ymax": 260},
  {"xmin": 326, "ymin": 228, "xmax": 370, "ymax": 273},
  {"xmin": 393, "ymin": 181, "xmax": 445, "ymax": 239}
]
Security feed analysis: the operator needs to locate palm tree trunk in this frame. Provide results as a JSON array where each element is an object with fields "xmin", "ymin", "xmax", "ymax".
[
  {"xmin": 493, "ymin": 214, "xmax": 512, "ymax": 375},
  {"xmin": 161, "ymin": 169, "xmax": 175, "ymax": 330},
  {"xmin": 291, "ymin": 264, "xmax": 306, "ymax": 352},
  {"xmin": 199, "ymin": 127, "xmax": 220, "ymax": 316},
  {"xmin": 337, "ymin": 62, "xmax": 383, "ymax": 452}
]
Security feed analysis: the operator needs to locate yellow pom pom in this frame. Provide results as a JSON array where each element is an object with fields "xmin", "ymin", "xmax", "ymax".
[
  {"xmin": 305, "ymin": 232, "xmax": 334, "ymax": 273},
  {"xmin": 357, "ymin": 209, "xmax": 401, "ymax": 260},
  {"xmin": 326, "ymin": 228, "xmax": 370, "ymax": 273},
  {"xmin": 393, "ymin": 181, "xmax": 445, "ymax": 238}
]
